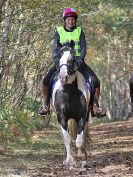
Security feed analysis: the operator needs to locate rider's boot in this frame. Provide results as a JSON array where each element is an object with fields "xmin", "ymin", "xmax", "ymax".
[
  {"xmin": 92, "ymin": 88, "xmax": 106, "ymax": 118},
  {"xmin": 38, "ymin": 85, "xmax": 50, "ymax": 116}
]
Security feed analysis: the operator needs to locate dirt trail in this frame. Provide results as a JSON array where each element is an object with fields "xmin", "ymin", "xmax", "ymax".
[
  {"xmin": 33, "ymin": 119, "xmax": 133, "ymax": 177},
  {"xmin": 0, "ymin": 119, "xmax": 133, "ymax": 177}
]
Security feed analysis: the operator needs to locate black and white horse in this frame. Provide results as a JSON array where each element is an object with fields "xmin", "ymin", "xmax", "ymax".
[{"xmin": 51, "ymin": 41, "xmax": 91, "ymax": 168}]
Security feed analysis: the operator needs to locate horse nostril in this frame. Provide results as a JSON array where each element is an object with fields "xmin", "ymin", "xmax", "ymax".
[
  {"xmin": 58, "ymin": 74, "xmax": 61, "ymax": 79},
  {"xmin": 66, "ymin": 75, "xmax": 69, "ymax": 80},
  {"xmin": 58, "ymin": 74, "xmax": 69, "ymax": 83}
]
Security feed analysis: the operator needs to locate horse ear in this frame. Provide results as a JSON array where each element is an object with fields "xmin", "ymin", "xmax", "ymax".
[{"xmin": 69, "ymin": 40, "xmax": 75, "ymax": 48}]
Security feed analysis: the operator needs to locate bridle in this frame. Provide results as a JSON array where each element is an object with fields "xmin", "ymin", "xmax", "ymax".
[
  {"xmin": 57, "ymin": 45, "xmax": 75, "ymax": 76},
  {"xmin": 58, "ymin": 63, "xmax": 75, "ymax": 75}
]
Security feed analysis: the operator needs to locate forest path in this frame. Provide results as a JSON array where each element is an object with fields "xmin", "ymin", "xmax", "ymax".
[{"xmin": 0, "ymin": 119, "xmax": 133, "ymax": 177}]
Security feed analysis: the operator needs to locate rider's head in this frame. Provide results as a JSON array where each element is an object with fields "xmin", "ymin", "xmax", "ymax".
[{"xmin": 63, "ymin": 8, "xmax": 78, "ymax": 30}]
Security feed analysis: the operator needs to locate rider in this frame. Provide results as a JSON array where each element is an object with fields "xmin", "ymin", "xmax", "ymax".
[
  {"xmin": 38, "ymin": 7, "xmax": 106, "ymax": 117},
  {"xmin": 130, "ymin": 72, "xmax": 133, "ymax": 112}
]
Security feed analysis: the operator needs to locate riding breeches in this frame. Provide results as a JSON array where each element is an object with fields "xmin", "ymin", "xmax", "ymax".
[{"xmin": 43, "ymin": 65, "xmax": 57, "ymax": 86}]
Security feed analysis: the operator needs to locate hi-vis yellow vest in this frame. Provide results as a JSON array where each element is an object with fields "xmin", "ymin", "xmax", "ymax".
[{"xmin": 57, "ymin": 26, "xmax": 81, "ymax": 56}]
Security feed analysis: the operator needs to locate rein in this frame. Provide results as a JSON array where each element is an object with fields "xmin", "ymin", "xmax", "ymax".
[{"xmin": 58, "ymin": 45, "xmax": 73, "ymax": 54}]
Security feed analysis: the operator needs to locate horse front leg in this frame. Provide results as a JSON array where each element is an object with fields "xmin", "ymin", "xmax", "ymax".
[
  {"xmin": 76, "ymin": 118, "xmax": 87, "ymax": 169},
  {"xmin": 61, "ymin": 126, "xmax": 74, "ymax": 165}
]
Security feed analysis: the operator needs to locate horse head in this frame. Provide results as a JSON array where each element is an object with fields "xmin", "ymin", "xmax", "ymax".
[{"xmin": 56, "ymin": 40, "xmax": 76, "ymax": 85}]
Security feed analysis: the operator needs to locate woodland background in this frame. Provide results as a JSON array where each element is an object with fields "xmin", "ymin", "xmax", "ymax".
[{"xmin": 0, "ymin": 0, "xmax": 133, "ymax": 142}]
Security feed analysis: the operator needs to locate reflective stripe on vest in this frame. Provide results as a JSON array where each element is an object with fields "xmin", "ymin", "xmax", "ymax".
[{"xmin": 57, "ymin": 26, "xmax": 81, "ymax": 56}]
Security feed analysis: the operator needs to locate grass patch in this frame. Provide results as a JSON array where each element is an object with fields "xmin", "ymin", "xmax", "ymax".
[{"xmin": 0, "ymin": 126, "xmax": 63, "ymax": 176}]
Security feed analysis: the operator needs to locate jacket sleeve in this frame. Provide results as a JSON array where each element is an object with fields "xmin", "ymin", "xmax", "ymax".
[
  {"xmin": 52, "ymin": 31, "xmax": 60, "ymax": 63},
  {"xmin": 80, "ymin": 30, "xmax": 87, "ymax": 61}
]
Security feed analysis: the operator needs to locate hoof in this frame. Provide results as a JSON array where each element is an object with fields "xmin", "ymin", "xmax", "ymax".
[
  {"xmin": 81, "ymin": 160, "xmax": 88, "ymax": 169},
  {"xmin": 63, "ymin": 157, "xmax": 75, "ymax": 166}
]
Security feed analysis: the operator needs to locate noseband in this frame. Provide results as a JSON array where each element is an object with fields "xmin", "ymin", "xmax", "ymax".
[{"xmin": 59, "ymin": 63, "xmax": 74, "ymax": 75}]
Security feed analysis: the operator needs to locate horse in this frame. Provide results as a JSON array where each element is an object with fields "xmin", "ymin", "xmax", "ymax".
[{"xmin": 51, "ymin": 41, "xmax": 91, "ymax": 169}]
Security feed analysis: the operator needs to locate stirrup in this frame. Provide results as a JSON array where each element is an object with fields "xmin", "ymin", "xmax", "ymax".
[{"xmin": 38, "ymin": 105, "xmax": 50, "ymax": 116}]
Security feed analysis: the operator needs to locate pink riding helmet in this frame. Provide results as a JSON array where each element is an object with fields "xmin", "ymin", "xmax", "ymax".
[{"xmin": 63, "ymin": 7, "xmax": 78, "ymax": 19}]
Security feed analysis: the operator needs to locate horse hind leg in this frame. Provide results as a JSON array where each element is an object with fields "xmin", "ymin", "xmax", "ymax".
[
  {"xmin": 77, "ymin": 148, "xmax": 88, "ymax": 169},
  {"xmin": 84, "ymin": 121, "xmax": 92, "ymax": 145},
  {"xmin": 79, "ymin": 121, "xmax": 92, "ymax": 168},
  {"xmin": 61, "ymin": 126, "xmax": 74, "ymax": 166}
]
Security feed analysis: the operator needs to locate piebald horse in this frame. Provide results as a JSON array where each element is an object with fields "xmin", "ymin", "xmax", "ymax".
[{"xmin": 52, "ymin": 41, "xmax": 91, "ymax": 169}]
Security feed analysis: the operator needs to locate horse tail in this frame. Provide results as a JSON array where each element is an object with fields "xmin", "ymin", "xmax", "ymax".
[
  {"xmin": 68, "ymin": 119, "xmax": 77, "ymax": 141},
  {"xmin": 84, "ymin": 122, "xmax": 92, "ymax": 144}
]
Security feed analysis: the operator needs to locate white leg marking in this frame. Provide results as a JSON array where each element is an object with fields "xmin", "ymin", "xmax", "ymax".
[
  {"xmin": 61, "ymin": 126, "xmax": 74, "ymax": 165},
  {"xmin": 76, "ymin": 131, "xmax": 88, "ymax": 169},
  {"xmin": 76, "ymin": 131, "xmax": 84, "ymax": 149}
]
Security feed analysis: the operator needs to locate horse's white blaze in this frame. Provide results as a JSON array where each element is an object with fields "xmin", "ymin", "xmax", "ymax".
[
  {"xmin": 60, "ymin": 51, "xmax": 71, "ymax": 65},
  {"xmin": 59, "ymin": 65, "xmax": 68, "ymax": 77},
  {"xmin": 59, "ymin": 51, "xmax": 72, "ymax": 78},
  {"xmin": 76, "ymin": 131, "xmax": 84, "ymax": 148},
  {"xmin": 61, "ymin": 126, "xmax": 73, "ymax": 164}
]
